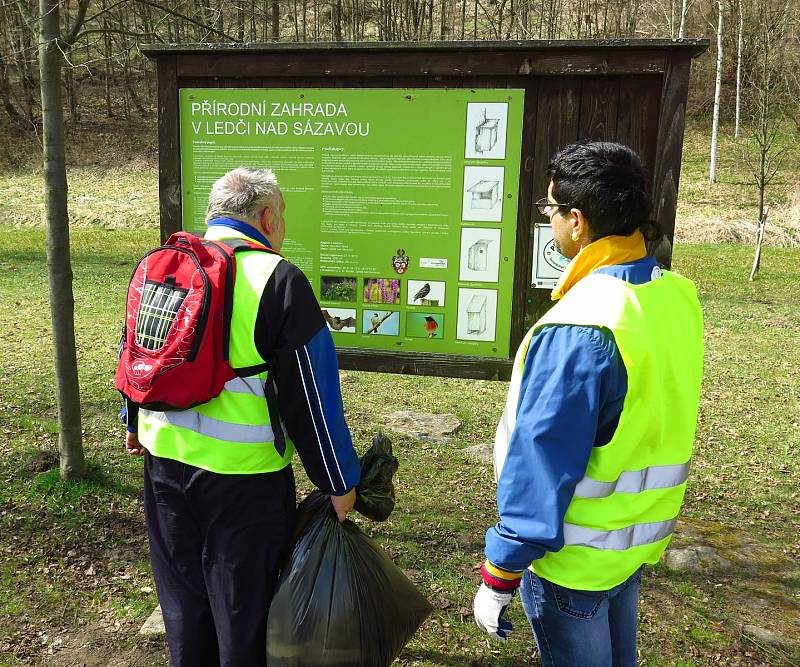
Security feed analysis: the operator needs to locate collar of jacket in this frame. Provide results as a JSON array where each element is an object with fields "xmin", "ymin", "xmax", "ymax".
[
  {"xmin": 551, "ymin": 229, "xmax": 647, "ymax": 301},
  {"xmin": 207, "ymin": 217, "xmax": 273, "ymax": 249}
]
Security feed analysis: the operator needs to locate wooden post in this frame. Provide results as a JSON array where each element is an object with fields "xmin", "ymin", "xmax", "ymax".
[
  {"xmin": 749, "ymin": 208, "xmax": 768, "ymax": 282},
  {"xmin": 157, "ymin": 55, "xmax": 181, "ymax": 241}
]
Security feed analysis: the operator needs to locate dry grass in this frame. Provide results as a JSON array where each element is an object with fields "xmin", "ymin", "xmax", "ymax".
[
  {"xmin": 675, "ymin": 183, "xmax": 800, "ymax": 247},
  {"xmin": 674, "ymin": 120, "xmax": 800, "ymax": 247}
]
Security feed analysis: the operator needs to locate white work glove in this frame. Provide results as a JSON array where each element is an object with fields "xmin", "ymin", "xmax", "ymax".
[{"xmin": 473, "ymin": 583, "xmax": 514, "ymax": 641}]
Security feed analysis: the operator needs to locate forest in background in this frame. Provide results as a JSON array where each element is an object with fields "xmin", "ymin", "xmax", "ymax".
[{"xmin": 0, "ymin": 0, "xmax": 798, "ymax": 130}]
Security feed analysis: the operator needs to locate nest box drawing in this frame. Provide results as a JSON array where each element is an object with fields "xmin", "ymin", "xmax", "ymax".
[
  {"xmin": 474, "ymin": 108, "xmax": 500, "ymax": 154},
  {"xmin": 466, "ymin": 294, "xmax": 488, "ymax": 334},
  {"xmin": 467, "ymin": 180, "xmax": 500, "ymax": 209},
  {"xmin": 467, "ymin": 239, "xmax": 493, "ymax": 271}
]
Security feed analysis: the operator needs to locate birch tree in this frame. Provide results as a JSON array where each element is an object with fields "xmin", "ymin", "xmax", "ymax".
[
  {"xmin": 678, "ymin": 0, "xmax": 688, "ymax": 35},
  {"xmin": 709, "ymin": 0, "xmax": 723, "ymax": 183},
  {"xmin": 734, "ymin": 0, "xmax": 744, "ymax": 138}
]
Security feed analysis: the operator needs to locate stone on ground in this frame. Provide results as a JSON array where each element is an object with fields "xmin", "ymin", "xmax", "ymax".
[
  {"xmin": 742, "ymin": 624, "xmax": 783, "ymax": 647},
  {"xmin": 463, "ymin": 443, "xmax": 493, "ymax": 462},
  {"xmin": 139, "ymin": 605, "xmax": 165, "ymax": 636},
  {"xmin": 663, "ymin": 545, "xmax": 732, "ymax": 573},
  {"xmin": 384, "ymin": 411, "xmax": 461, "ymax": 443}
]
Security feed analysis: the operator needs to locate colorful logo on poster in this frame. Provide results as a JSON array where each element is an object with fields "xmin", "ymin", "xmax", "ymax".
[{"xmin": 392, "ymin": 249, "xmax": 409, "ymax": 275}]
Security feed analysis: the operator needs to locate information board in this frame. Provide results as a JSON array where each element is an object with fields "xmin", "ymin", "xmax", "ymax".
[{"xmin": 179, "ymin": 88, "xmax": 524, "ymax": 359}]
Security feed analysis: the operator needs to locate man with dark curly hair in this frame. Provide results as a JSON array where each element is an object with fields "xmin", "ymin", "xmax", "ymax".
[{"xmin": 474, "ymin": 142, "xmax": 704, "ymax": 666}]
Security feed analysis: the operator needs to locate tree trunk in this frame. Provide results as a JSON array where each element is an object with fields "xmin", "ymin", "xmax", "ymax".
[
  {"xmin": 749, "ymin": 209, "xmax": 767, "ymax": 281},
  {"xmin": 678, "ymin": 0, "xmax": 687, "ymax": 37},
  {"xmin": 272, "ymin": 0, "xmax": 280, "ymax": 39},
  {"xmin": 0, "ymin": 62, "xmax": 26, "ymax": 126},
  {"xmin": 38, "ymin": 0, "xmax": 86, "ymax": 480},
  {"xmin": 734, "ymin": 0, "xmax": 743, "ymax": 139},
  {"xmin": 103, "ymin": 8, "xmax": 113, "ymax": 117},
  {"xmin": 709, "ymin": 0, "xmax": 723, "ymax": 183}
]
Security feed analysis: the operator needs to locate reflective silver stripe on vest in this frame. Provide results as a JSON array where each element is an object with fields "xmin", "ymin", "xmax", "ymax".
[
  {"xmin": 223, "ymin": 377, "xmax": 266, "ymax": 396},
  {"xmin": 140, "ymin": 409, "xmax": 274, "ymax": 444},
  {"xmin": 563, "ymin": 518, "xmax": 677, "ymax": 550},
  {"xmin": 573, "ymin": 463, "xmax": 691, "ymax": 499}
]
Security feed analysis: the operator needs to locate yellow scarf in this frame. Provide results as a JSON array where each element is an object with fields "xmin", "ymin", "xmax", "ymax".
[{"xmin": 551, "ymin": 230, "xmax": 647, "ymax": 301}]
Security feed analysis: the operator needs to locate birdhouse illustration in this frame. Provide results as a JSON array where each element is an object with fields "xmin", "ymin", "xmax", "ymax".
[
  {"xmin": 465, "ymin": 294, "xmax": 487, "ymax": 334},
  {"xmin": 474, "ymin": 108, "xmax": 500, "ymax": 154},
  {"xmin": 467, "ymin": 238, "xmax": 493, "ymax": 272},
  {"xmin": 467, "ymin": 180, "xmax": 500, "ymax": 209}
]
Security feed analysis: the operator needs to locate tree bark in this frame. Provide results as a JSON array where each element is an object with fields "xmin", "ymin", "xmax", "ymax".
[
  {"xmin": 271, "ymin": 0, "xmax": 280, "ymax": 39},
  {"xmin": 38, "ymin": 0, "xmax": 86, "ymax": 480}
]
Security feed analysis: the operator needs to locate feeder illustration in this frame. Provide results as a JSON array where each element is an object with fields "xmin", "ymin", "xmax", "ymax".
[
  {"xmin": 467, "ymin": 180, "xmax": 501, "ymax": 209},
  {"xmin": 465, "ymin": 294, "xmax": 487, "ymax": 335},
  {"xmin": 467, "ymin": 238, "xmax": 494, "ymax": 272},
  {"xmin": 474, "ymin": 108, "xmax": 500, "ymax": 154}
]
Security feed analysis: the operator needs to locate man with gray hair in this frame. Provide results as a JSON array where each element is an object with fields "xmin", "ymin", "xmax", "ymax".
[{"xmin": 123, "ymin": 167, "xmax": 360, "ymax": 666}]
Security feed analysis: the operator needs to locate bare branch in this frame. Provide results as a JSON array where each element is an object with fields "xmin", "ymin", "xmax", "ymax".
[
  {"xmin": 81, "ymin": 0, "xmax": 129, "ymax": 27},
  {"xmin": 62, "ymin": 0, "xmax": 92, "ymax": 46},
  {"xmin": 136, "ymin": 0, "xmax": 242, "ymax": 41},
  {"xmin": 13, "ymin": 0, "xmax": 38, "ymax": 32},
  {"xmin": 74, "ymin": 27, "xmax": 165, "ymax": 42}
]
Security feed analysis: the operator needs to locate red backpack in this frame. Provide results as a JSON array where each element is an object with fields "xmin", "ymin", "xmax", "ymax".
[{"xmin": 115, "ymin": 231, "xmax": 280, "ymax": 410}]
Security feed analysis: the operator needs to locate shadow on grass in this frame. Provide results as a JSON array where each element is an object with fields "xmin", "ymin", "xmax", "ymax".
[
  {"xmin": 27, "ymin": 458, "xmax": 142, "ymax": 499},
  {"xmin": 0, "ymin": 245, "xmax": 147, "ymax": 269}
]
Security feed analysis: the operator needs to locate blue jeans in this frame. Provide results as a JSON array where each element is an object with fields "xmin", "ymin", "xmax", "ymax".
[{"xmin": 519, "ymin": 568, "xmax": 642, "ymax": 667}]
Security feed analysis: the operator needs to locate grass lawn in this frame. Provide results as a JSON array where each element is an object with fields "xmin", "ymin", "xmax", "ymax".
[
  {"xmin": 0, "ymin": 114, "xmax": 798, "ymax": 665},
  {"xmin": 0, "ymin": 227, "xmax": 798, "ymax": 666}
]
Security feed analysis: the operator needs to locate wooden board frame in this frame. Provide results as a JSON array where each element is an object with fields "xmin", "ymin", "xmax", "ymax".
[{"xmin": 143, "ymin": 40, "xmax": 708, "ymax": 380}]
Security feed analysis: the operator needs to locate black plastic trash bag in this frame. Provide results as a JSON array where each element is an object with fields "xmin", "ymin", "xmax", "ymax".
[
  {"xmin": 266, "ymin": 495, "xmax": 432, "ymax": 666},
  {"xmin": 354, "ymin": 432, "xmax": 398, "ymax": 522}
]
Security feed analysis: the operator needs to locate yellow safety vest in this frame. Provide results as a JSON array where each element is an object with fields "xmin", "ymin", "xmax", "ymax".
[
  {"xmin": 495, "ymin": 268, "xmax": 704, "ymax": 590},
  {"xmin": 138, "ymin": 227, "xmax": 296, "ymax": 474}
]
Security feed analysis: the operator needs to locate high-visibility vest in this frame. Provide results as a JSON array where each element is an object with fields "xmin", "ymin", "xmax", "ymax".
[
  {"xmin": 138, "ymin": 227, "xmax": 295, "ymax": 474},
  {"xmin": 495, "ymin": 268, "xmax": 704, "ymax": 590}
]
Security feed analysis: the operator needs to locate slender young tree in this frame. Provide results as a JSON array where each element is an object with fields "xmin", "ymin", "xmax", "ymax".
[
  {"xmin": 709, "ymin": 0, "xmax": 723, "ymax": 183},
  {"xmin": 745, "ymin": 0, "xmax": 793, "ymax": 279},
  {"xmin": 31, "ymin": 0, "xmax": 91, "ymax": 479},
  {"xmin": 734, "ymin": 0, "xmax": 744, "ymax": 138}
]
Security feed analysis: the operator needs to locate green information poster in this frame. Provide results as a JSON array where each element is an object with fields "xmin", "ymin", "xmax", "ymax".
[{"xmin": 179, "ymin": 88, "xmax": 523, "ymax": 359}]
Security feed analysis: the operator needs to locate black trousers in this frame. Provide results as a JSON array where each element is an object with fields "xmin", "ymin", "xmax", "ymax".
[{"xmin": 144, "ymin": 452, "xmax": 296, "ymax": 667}]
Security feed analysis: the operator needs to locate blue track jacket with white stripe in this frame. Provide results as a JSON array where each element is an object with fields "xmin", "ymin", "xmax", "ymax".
[{"xmin": 124, "ymin": 218, "xmax": 360, "ymax": 496}]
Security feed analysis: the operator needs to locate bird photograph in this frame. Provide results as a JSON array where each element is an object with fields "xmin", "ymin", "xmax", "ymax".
[
  {"xmin": 423, "ymin": 316, "xmax": 439, "ymax": 338},
  {"xmin": 321, "ymin": 309, "xmax": 356, "ymax": 332},
  {"xmin": 365, "ymin": 311, "xmax": 399, "ymax": 335},
  {"xmin": 412, "ymin": 282, "xmax": 431, "ymax": 302}
]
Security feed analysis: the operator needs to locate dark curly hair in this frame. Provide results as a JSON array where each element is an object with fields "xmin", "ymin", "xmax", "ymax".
[{"xmin": 547, "ymin": 141, "xmax": 661, "ymax": 242}]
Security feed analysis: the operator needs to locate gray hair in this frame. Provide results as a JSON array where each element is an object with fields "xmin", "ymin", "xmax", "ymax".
[{"xmin": 205, "ymin": 167, "xmax": 281, "ymax": 224}]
